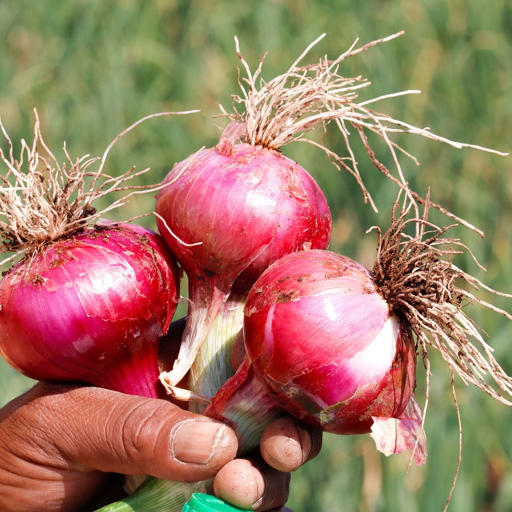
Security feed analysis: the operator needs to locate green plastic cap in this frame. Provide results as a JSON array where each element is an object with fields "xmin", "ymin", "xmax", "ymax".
[{"xmin": 182, "ymin": 493, "xmax": 251, "ymax": 512}]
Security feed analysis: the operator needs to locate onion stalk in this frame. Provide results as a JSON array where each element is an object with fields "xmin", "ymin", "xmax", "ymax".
[{"xmin": 188, "ymin": 286, "xmax": 248, "ymax": 412}]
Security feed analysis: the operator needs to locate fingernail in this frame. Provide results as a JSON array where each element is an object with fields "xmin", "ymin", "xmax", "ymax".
[
  {"xmin": 238, "ymin": 462, "xmax": 265, "ymax": 509},
  {"xmin": 172, "ymin": 420, "xmax": 228, "ymax": 464},
  {"xmin": 213, "ymin": 459, "xmax": 265, "ymax": 510},
  {"xmin": 261, "ymin": 417, "xmax": 312, "ymax": 472},
  {"xmin": 294, "ymin": 425, "xmax": 312, "ymax": 465}
]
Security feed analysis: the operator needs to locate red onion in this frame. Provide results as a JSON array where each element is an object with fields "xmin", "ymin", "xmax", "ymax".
[
  {"xmin": 205, "ymin": 249, "xmax": 426, "ymax": 463},
  {"xmin": 243, "ymin": 249, "xmax": 415, "ymax": 433},
  {"xmin": 157, "ymin": 138, "xmax": 331, "ymax": 388},
  {"xmin": 0, "ymin": 223, "xmax": 179, "ymax": 398}
]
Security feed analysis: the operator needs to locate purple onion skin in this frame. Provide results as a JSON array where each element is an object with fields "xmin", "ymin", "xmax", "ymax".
[
  {"xmin": 0, "ymin": 224, "xmax": 179, "ymax": 398},
  {"xmin": 244, "ymin": 249, "xmax": 416, "ymax": 435},
  {"xmin": 156, "ymin": 143, "xmax": 331, "ymax": 288}
]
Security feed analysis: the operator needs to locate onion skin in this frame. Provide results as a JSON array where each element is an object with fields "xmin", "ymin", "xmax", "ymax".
[
  {"xmin": 156, "ymin": 142, "xmax": 331, "ymax": 285},
  {"xmin": 243, "ymin": 249, "xmax": 416, "ymax": 434},
  {"xmin": 156, "ymin": 142, "xmax": 331, "ymax": 386},
  {"xmin": 0, "ymin": 223, "xmax": 179, "ymax": 398}
]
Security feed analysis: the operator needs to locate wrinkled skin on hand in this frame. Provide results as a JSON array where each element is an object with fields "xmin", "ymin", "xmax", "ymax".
[{"xmin": 0, "ymin": 383, "xmax": 321, "ymax": 512}]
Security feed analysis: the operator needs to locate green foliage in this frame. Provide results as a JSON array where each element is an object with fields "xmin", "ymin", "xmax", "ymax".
[{"xmin": 0, "ymin": 1, "xmax": 511, "ymax": 510}]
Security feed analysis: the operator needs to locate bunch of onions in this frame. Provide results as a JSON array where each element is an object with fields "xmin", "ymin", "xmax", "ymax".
[
  {"xmin": 0, "ymin": 112, "xmax": 191, "ymax": 398},
  {"xmin": 107, "ymin": 34, "xmax": 511, "ymax": 512},
  {"xmin": 1, "ymin": 32, "xmax": 509, "ymax": 512},
  {"xmin": 158, "ymin": 30, "xmax": 507, "ymax": 394}
]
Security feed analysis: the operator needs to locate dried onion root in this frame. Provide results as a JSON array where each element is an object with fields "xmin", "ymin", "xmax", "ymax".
[
  {"xmin": 371, "ymin": 190, "xmax": 512, "ymax": 509},
  {"xmin": 224, "ymin": 32, "xmax": 507, "ymax": 233},
  {"xmin": 373, "ymin": 191, "xmax": 512, "ymax": 407},
  {"xmin": 0, "ymin": 109, "xmax": 197, "ymax": 267}
]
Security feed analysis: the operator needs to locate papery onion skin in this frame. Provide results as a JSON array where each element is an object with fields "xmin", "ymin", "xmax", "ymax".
[
  {"xmin": 156, "ymin": 143, "xmax": 331, "ymax": 285},
  {"xmin": 0, "ymin": 223, "xmax": 179, "ymax": 398},
  {"xmin": 156, "ymin": 141, "xmax": 331, "ymax": 385},
  {"xmin": 243, "ymin": 249, "xmax": 416, "ymax": 434}
]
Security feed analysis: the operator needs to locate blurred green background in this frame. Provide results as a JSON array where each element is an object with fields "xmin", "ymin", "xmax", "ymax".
[{"xmin": 0, "ymin": 1, "xmax": 511, "ymax": 510}]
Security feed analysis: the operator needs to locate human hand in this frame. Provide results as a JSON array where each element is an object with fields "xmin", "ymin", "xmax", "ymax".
[
  {"xmin": 214, "ymin": 416, "xmax": 322, "ymax": 511},
  {"xmin": 0, "ymin": 382, "xmax": 320, "ymax": 511}
]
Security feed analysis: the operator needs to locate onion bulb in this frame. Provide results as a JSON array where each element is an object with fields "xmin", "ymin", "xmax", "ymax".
[
  {"xmin": 206, "ymin": 249, "xmax": 426, "ymax": 463},
  {"xmin": 243, "ymin": 249, "xmax": 416, "ymax": 433},
  {"xmin": 0, "ymin": 223, "xmax": 179, "ymax": 398},
  {"xmin": 0, "ymin": 112, "xmax": 195, "ymax": 398}
]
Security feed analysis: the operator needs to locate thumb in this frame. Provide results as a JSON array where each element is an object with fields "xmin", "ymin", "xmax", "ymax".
[{"xmin": 1, "ymin": 383, "xmax": 238, "ymax": 483}]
